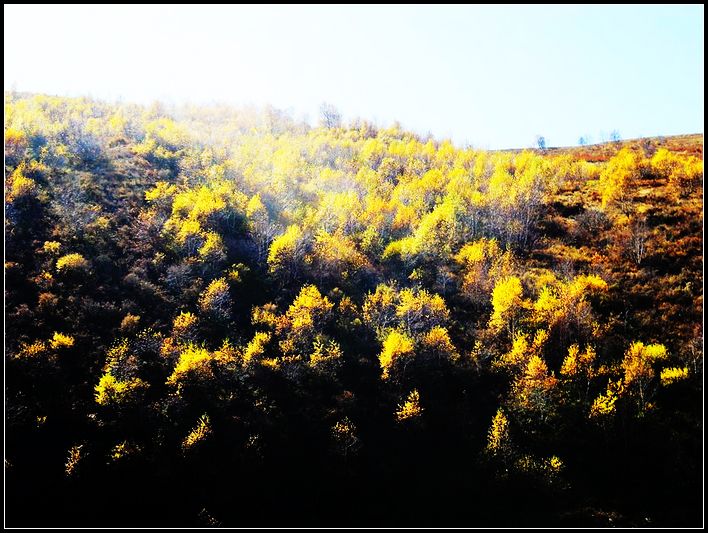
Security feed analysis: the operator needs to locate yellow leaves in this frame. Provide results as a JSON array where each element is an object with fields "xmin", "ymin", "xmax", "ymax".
[
  {"xmin": 457, "ymin": 239, "xmax": 515, "ymax": 303},
  {"xmin": 65, "ymin": 445, "xmax": 84, "ymax": 476},
  {"xmin": 249, "ymin": 287, "xmax": 334, "ymax": 360},
  {"xmin": 56, "ymin": 253, "xmax": 89, "ymax": 273},
  {"xmin": 285, "ymin": 285, "xmax": 333, "ymax": 332},
  {"xmin": 49, "ymin": 332, "xmax": 74, "ymax": 350},
  {"xmin": 588, "ymin": 341, "xmax": 668, "ymax": 415},
  {"xmin": 246, "ymin": 193, "xmax": 267, "ymax": 218},
  {"xmin": 396, "ymin": 287, "xmax": 450, "ymax": 334},
  {"xmin": 110, "ymin": 441, "xmax": 139, "ymax": 462},
  {"xmin": 598, "ymin": 147, "xmax": 643, "ymax": 209},
  {"xmin": 650, "ymin": 148, "xmax": 702, "ymax": 195},
  {"xmin": 182, "ymin": 414, "xmax": 211, "ymax": 451},
  {"xmin": 363, "ymin": 284, "xmax": 450, "ymax": 339},
  {"xmin": 15, "ymin": 332, "xmax": 75, "ymax": 359},
  {"xmin": 382, "ymin": 237, "xmax": 415, "ymax": 260},
  {"xmin": 316, "ymin": 190, "xmax": 363, "ymax": 233},
  {"xmin": 309, "ymin": 338, "xmax": 343, "ymax": 372},
  {"xmin": 95, "ymin": 372, "xmax": 148, "ymax": 406},
  {"xmin": 532, "ymin": 285, "xmax": 561, "ymax": 324},
  {"xmin": 489, "ymin": 276, "xmax": 524, "ymax": 332},
  {"xmin": 242, "ymin": 332, "xmax": 271, "ymax": 366},
  {"xmin": 268, "ymin": 224, "xmax": 305, "ymax": 274},
  {"xmin": 120, "ymin": 313, "xmax": 141, "ymax": 332},
  {"xmin": 455, "ymin": 239, "xmax": 497, "ymax": 266},
  {"xmin": 486, "ymin": 408, "xmax": 510, "ymax": 456},
  {"xmin": 104, "ymin": 339, "xmax": 130, "ymax": 369},
  {"xmin": 395, "ymin": 389, "xmax": 424, "ymax": 422},
  {"xmin": 198, "ymin": 277, "xmax": 231, "ymax": 316},
  {"xmin": 548, "ymin": 455, "xmax": 563, "ymax": 472},
  {"xmin": 511, "ymin": 354, "xmax": 558, "ymax": 413},
  {"xmin": 7, "ymin": 168, "xmax": 36, "ymax": 202},
  {"xmin": 213, "ymin": 339, "xmax": 240, "ymax": 366},
  {"xmin": 159, "ymin": 181, "xmax": 246, "ymax": 254},
  {"xmin": 530, "ymin": 274, "xmax": 607, "ymax": 338},
  {"xmin": 42, "ymin": 241, "xmax": 61, "ymax": 254},
  {"xmin": 641, "ymin": 343, "xmax": 668, "ymax": 362},
  {"xmin": 568, "ymin": 274, "xmax": 608, "ymax": 297},
  {"xmin": 332, "ymin": 417, "xmax": 357, "ymax": 448},
  {"xmin": 173, "ymin": 311, "xmax": 198, "ymax": 333},
  {"xmin": 524, "ymin": 355, "xmax": 551, "ymax": 382},
  {"xmin": 405, "ymin": 198, "xmax": 460, "ymax": 258},
  {"xmin": 198, "ymin": 231, "xmax": 225, "ymax": 260},
  {"xmin": 16, "ymin": 340, "xmax": 49, "ymax": 359},
  {"xmin": 174, "ymin": 219, "xmax": 202, "ymax": 248},
  {"xmin": 143, "ymin": 117, "xmax": 190, "ymax": 152},
  {"xmin": 379, "ymin": 329, "xmax": 415, "ymax": 380},
  {"xmin": 313, "ymin": 230, "xmax": 370, "ymax": 277},
  {"xmin": 497, "ymin": 331, "xmax": 531, "ymax": 371},
  {"xmin": 166, "ymin": 344, "xmax": 213, "ymax": 386},
  {"xmin": 589, "ymin": 379, "xmax": 624, "ymax": 418},
  {"xmin": 560, "ymin": 344, "xmax": 596, "ymax": 377},
  {"xmin": 651, "ymin": 148, "xmax": 679, "ymax": 177},
  {"xmin": 251, "ymin": 303, "xmax": 281, "ymax": 330},
  {"xmin": 362, "ymin": 284, "xmax": 399, "ymax": 332},
  {"xmin": 660, "ymin": 366, "xmax": 689, "ymax": 386},
  {"xmin": 621, "ymin": 341, "xmax": 668, "ymax": 388},
  {"xmin": 144, "ymin": 181, "xmax": 177, "ymax": 203},
  {"xmin": 4, "ymin": 126, "xmax": 29, "ymax": 156},
  {"xmin": 488, "ymin": 164, "xmax": 516, "ymax": 206},
  {"xmin": 420, "ymin": 326, "xmax": 459, "ymax": 362},
  {"xmin": 175, "ymin": 186, "xmax": 227, "ymax": 221}
]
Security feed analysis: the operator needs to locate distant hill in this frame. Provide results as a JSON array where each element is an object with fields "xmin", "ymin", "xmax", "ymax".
[{"xmin": 544, "ymin": 133, "xmax": 703, "ymax": 161}]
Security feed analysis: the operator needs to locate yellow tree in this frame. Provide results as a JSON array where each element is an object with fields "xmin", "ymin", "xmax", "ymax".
[
  {"xmin": 379, "ymin": 329, "xmax": 415, "ymax": 380},
  {"xmin": 455, "ymin": 238, "xmax": 515, "ymax": 306},
  {"xmin": 198, "ymin": 278, "xmax": 232, "ymax": 322},
  {"xmin": 598, "ymin": 147, "xmax": 643, "ymax": 211},
  {"xmin": 621, "ymin": 341, "xmax": 668, "ymax": 411},
  {"xmin": 395, "ymin": 288, "xmax": 450, "ymax": 335},
  {"xmin": 510, "ymin": 355, "xmax": 558, "ymax": 422},
  {"xmin": 489, "ymin": 276, "xmax": 525, "ymax": 336},
  {"xmin": 267, "ymin": 224, "xmax": 307, "ymax": 281}
]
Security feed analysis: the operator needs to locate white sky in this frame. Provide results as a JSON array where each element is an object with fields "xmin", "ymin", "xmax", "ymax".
[{"xmin": 4, "ymin": 5, "xmax": 704, "ymax": 148}]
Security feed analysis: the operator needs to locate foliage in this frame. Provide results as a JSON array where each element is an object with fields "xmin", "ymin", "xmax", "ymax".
[
  {"xmin": 4, "ymin": 93, "xmax": 702, "ymax": 526},
  {"xmin": 395, "ymin": 389, "xmax": 424, "ymax": 422}
]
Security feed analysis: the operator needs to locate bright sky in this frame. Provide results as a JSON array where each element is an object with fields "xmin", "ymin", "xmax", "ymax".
[{"xmin": 4, "ymin": 5, "xmax": 704, "ymax": 149}]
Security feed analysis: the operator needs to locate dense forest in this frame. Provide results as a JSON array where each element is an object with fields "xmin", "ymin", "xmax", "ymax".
[{"xmin": 5, "ymin": 93, "xmax": 703, "ymax": 526}]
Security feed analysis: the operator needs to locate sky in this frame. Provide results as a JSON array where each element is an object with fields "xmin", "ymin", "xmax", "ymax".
[{"xmin": 4, "ymin": 5, "xmax": 704, "ymax": 149}]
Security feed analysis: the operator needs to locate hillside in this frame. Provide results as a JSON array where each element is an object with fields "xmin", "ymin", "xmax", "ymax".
[{"xmin": 4, "ymin": 93, "xmax": 704, "ymax": 527}]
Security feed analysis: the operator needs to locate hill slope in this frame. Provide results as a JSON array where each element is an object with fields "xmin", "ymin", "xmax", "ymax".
[{"xmin": 5, "ymin": 93, "xmax": 704, "ymax": 526}]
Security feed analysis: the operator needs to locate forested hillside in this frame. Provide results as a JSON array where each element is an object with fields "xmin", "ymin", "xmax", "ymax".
[{"xmin": 5, "ymin": 93, "xmax": 703, "ymax": 526}]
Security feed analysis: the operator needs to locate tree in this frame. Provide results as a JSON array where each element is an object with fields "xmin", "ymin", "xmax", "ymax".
[
  {"xmin": 620, "ymin": 341, "xmax": 668, "ymax": 411},
  {"xmin": 535, "ymin": 135, "xmax": 546, "ymax": 151},
  {"xmin": 267, "ymin": 224, "xmax": 307, "ymax": 282},
  {"xmin": 379, "ymin": 329, "xmax": 415, "ymax": 380},
  {"xmin": 395, "ymin": 389, "xmax": 424, "ymax": 422},
  {"xmin": 598, "ymin": 147, "xmax": 643, "ymax": 210},
  {"xmin": 319, "ymin": 102, "xmax": 341, "ymax": 129},
  {"xmin": 198, "ymin": 278, "xmax": 232, "ymax": 322},
  {"xmin": 489, "ymin": 276, "xmax": 525, "ymax": 335}
]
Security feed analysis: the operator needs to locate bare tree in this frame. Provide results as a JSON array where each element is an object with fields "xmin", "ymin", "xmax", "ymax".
[
  {"xmin": 535, "ymin": 135, "xmax": 547, "ymax": 151},
  {"xmin": 319, "ymin": 102, "xmax": 341, "ymax": 129},
  {"xmin": 628, "ymin": 216, "xmax": 649, "ymax": 265}
]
